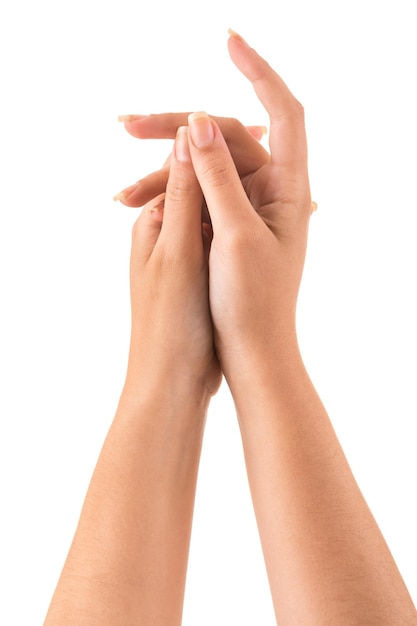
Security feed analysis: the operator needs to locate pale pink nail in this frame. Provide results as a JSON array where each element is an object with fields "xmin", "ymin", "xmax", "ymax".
[
  {"xmin": 118, "ymin": 115, "xmax": 148, "ymax": 123},
  {"xmin": 175, "ymin": 126, "xmax": 191, "ymax": 162},
  {"xmin": 188, "ymin": 112, "xmax": 215, "ymax": 148}
]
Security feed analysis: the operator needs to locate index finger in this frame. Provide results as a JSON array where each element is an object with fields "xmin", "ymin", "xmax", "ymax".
[
  {"xmin": 227, "ymin": 30, "xmax": 308, "ymax": 172},
  {"xmin": 120, "ymin": 113, "xmax": 268, "ymax": 173}
]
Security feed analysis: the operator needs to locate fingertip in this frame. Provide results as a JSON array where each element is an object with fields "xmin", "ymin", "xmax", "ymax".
[
  {"xmin": 227, "ymin": 28, "xmax": 244, "ymax": 42},
  {"xmin": 174, "ymin": 126, "xmax": 192, "ymax": 162},
  {"xmin": 113, "ymin": 184, "xmax": 138, "ymax": 205},
  {"xmin": 118, "ymin": 115, "xmax": 148, "ymax": 123},
  {"xmin": 147, "ymin": 206, "xmax": 164, "ymax": 223},
  {"xmin": 120, "ymin": 115, "xmax": 152, "ymax": 139},
  {"xmin": 227, "ymin": 30, "xmax": 260, "ymax": 80},
  {"xmin": 245, "ymin": 125, "xmax": 268, "ymax": 141},
  {"xmin": 146, "ymin": 193, "xmax": 166, "ymax": 223},
  {"xmin": 188, "ymin": 112, "xmax": 216, "ymax": 148}
]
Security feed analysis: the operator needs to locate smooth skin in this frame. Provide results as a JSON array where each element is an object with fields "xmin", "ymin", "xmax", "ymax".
[
  {"xmin": 120, "ymin": 32, "xmax": 417, "ymax": 624},
  {"xmin": 44, "ymin": 128, "xmax": 221, "ymax": 624},
  {"xmin": 44, "ymin": 32, "xmax": 417, "ymax": 625}
]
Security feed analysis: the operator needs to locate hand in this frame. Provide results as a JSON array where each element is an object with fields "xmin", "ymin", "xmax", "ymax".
[
  {"xmin": 122, "ymin": 126, "xmax": 221, "ymax": 409},
  {"xmin": 114, "ymin": 116, "xmax": 269, "ymax": 207},
  {"xmin": 118, "ymin": 32, "xmax": 312, "ymax": 390}
]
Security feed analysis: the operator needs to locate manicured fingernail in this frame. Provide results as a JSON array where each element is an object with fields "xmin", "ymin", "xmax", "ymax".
[
  {"xmin": 113, "ymin": 190, "xmax": 128, "ymax": 201},
  {"xmin": 113, "ymin": 184, "xmax": 136, "ymax": 202},
  {"xmin": 188, "ymin": 112, "xmax": 215, "ymax": 148},
  {"xmin": 246, "ymin": 125, "xmax": 268, "ymax": 139},
  {"xmin": 118, "ymin": 115, "xmax": 148, "ymax": 123},
  {"xmin": 311, "ymin": 201, "xmax": 318, "ymax": 213},
  {"xmin": 227, "ymin": 28, "xmax": 249, "ymax": 45},
  {"xmin": 175, "ymin": 126, "xmax": 191, "ymax": 162}
]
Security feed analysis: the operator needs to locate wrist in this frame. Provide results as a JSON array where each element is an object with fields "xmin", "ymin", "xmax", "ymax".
[
  {"xmin": 224, "ymin": 334, "xmax": 306, "ymax": 417},
  {"xmin": 118, "ymin": 371, "xmax": 212, "ymax": 432},
  {"xmin": 222, "ymin": 324, "xmax": 300, "ymax": 385},
  {"xmin": 124, "ymin": 333, "xmax": 221, "ymax": 409}
]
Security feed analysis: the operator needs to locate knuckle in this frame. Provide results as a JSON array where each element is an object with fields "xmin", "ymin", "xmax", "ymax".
[
  {"xmin": 271, "ymin": 98, "xmax": 305, "ymax": 125},
  {"xmin": 291, "ymin": 97, "xmax": 305, "ymax": 119},
  {"xmin": 201, "ymin": 157, "xmax": 232, "ymax": 189},
  {"xmin": 165, "ymin": 171, "xmax": 192, "ymax": 205}
]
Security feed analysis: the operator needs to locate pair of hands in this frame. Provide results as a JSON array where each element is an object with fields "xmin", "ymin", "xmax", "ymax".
[{"xmin": 116, "ymin": 32, "xmax": 313, "ymax": 404}]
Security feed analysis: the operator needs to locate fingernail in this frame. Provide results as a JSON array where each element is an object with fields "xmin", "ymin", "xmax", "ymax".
[
  {"xmin": 113, "ymin": 184, "xmax": 136, "ymax": 202},
  {"xmin": 175, "ymin": 126, "xmax": 191, "ymax": 162},
  {"xmin": 246, "ymin": 125, "xmax": 268, "ymax": 139},
  {"xmin": 188, "ymin": 112, "xmax": 215, "ymax": 148},
  {"xmin": 113, "ymin": 191, "xmax": 128, "ymax": 201},
  {"xmin": 118, "ymin": 114, "xmax": 148, "ymax": 123},
  {"xmin": 147, "ymin": 197, "xmax": 165, "ymax": 219},
  {"xmin": 227, "ymin": 28, "xmax": 242, "ymax": 39},
  {"xmin": 227, "ymin": 28, "xmax": 249, "ymax": 47}
]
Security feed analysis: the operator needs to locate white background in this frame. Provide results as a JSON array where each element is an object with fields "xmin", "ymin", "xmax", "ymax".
[{"xmin": 0, "ymin": 0, "xmax": 416, "ymax": 623}]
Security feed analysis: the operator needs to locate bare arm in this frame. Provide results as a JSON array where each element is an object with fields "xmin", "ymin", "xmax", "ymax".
[
  {"xmin": 231, "ymin": 343, "xmax": 416, "ymax": 624},
  {"xmin": 196, "ymin": 33, "xmax": 417, "ymax": 624},
  {"xmin": 44, "ymin": 127, "xmax": 221, "ymax": 625},
  {"xmin": 125, "ymin": 31, "xmax": 417, "ymax": 624},
  {"xmin": 44, "ymin": 393, "xmax": 209, "ymax": 625}
]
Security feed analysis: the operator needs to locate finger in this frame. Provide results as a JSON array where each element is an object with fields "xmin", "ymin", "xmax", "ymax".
[
  {"xmin": 246, "ymin": 125, "xmax": 268, "ymax": 141},
  {"xmin": 157, "ymin": 126, "xmax": 204, "ymax": 252},
  {"xmin": 120, "ymin": 112, "xmax": 266, "ymax": 143},
  {"xmin": 114, "ymin": 167, "xmax": 170, "ymax": 207},
  {"xmin": 187, "ymin": 112, "xmax": 258, "ymax": 234},
  {"xmin": 121, "ymin": 113, "xmax": 268, "ymax": 170},
  {"xmin": 119, "ymin": 113, "xmax": 188, "ymax": 138},
  {"xmin": 130, "ymin": 193, "xmax": 165, "ymax": 267},
  {"xmin": 227, "ymin": 31, "xmax": 308, "ymax": 172},
  {"xmin": 113, "ymin": 150, "xmax": 173, "ymax": 207},
  {"xmin": 114, "ymin": 120, "xmax": 268, "ymax": 208}
]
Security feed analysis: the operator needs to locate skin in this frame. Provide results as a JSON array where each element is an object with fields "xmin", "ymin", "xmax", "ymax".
[
  {"xmin": 44, "ymin": 125, "xmax": 221, "ymax": 625},
  {"xmin": 44, "ymin": 32, "xmax": 417, "ymax": 625}
]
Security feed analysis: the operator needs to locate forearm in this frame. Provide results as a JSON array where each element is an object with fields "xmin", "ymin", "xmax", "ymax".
[
  {"xmin": 44, "ymin": 386, "xmax": 209, "ymax": 626},
  {"xmin": 230, "ymin": 344, "xmax": 417, "ymax": 625}
]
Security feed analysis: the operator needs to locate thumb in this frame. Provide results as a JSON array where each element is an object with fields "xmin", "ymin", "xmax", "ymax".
[{"xmin": 187, "ymin": 112, "xmax": 256, "ymax": 233}]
